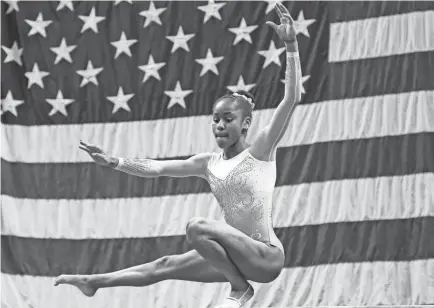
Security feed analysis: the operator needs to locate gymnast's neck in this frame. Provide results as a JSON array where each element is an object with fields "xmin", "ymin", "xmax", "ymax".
[{"xmin": 222, "ymin": 139, "xmax": 251, "ymax": 160}]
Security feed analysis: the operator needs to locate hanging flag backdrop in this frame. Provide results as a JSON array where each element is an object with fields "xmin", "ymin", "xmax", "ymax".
[{"xmin": 2, "ymin": 1, "xmax": 434, "ymax": 307}]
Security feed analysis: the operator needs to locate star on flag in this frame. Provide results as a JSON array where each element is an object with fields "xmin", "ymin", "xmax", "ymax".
[
  {"xmin": 111, "ymin": 32, "xmax": 137, "ymax": 59},
  {"xmin": 25, "ymin": 63, "xmax": 50, "ymax": 89},
  {"xmin": 139, "ymin": 1, "xmax": 166, "ymax": 28},
  {"xmin": 164, "ymin": 81, "xmax": 193, "ymax": 109},
  {"xmin": 264, "ymin": 0, "xmax": 284, "ymax": 14},
  {"xmin": 139, "ymin": 55, "xmax": 166, "ymax": 83},
  {"xmin": 1, "ymin": 91, "xmax": 24, "ymax": 117},
  {"xmin": 4, "ymin": 0, "xmax": 19, "ymax": 14},
  {"xmin": 1, "ymin": 41, "xmax": 23, "ymax": 66},
  {"xmin": 229, "ymin": 18, "xmax": 258, "ymax": 45},
  {"xmin": 197, "ymin": 1, "xmax": 226, "ymax": 23},
  {"xmin": 50, "ymin": 38, "xmax": 77, "ymax": 64},
  {"xmin": 76, "ymin": 61, "xmax": 103, "ymax": 87},
  {"xmin": 166, "ymin": 26, "xmax": 195, "ymax": 53},
  {"xmin": 56, "ymin": 0, "xmax": 74, "ymax": 11},
  {"xmin": 79, "ymin": 7, "xmax": 106, "ymax": 34},
  {"xmin": 46, "ymin": 90, "xmax": 74, "ymax": 116},
  {"xmin": 227, "ymin": 76, "xmax": 256, "ymax": 92},
  {"xmin": 107, "ymin": 87, "xmax": 135, "ymax": 114},
  {"xmin": 25, "ymin": 13, "xmax": 52, "ymax": 38},
  {"xmin": 195, "ymin": 49, "xmax": 224, "ymax": 76},
  {"xmin": 294, "ymin": 11, "xmax": 316, "ymax": 37},
  {"xmin": 258, "ymin": 41, "xmax": 286, "ymax": 68}
]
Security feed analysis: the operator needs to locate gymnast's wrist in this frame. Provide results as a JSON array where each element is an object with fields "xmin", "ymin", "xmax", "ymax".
[
  {"xmin": 285, "ymin": 41, "xmax": 299, "ymax": 52},
  {"xmin": 108, "ymin": 157, "xmax": 120, "ymax": 169}
]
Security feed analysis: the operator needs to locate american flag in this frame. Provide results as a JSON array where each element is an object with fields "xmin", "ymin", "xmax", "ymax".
[{"xmin": 1, "ymin": 1, "xmax": 434, "ymax": 307}]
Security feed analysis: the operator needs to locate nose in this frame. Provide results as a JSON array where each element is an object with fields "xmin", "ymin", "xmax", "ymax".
[{"xmin": 216, "ymin": 119, "xmax": 225, "ymax": 130}]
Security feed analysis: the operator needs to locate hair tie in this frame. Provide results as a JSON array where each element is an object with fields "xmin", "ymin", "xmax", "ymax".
[{"xmin": 232, "ymin": 93, "xmax": 255, "ymax": 110}]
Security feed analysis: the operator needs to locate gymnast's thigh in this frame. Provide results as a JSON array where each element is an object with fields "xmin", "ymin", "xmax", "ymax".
[{"xmin": 187, "ymin": 217, "xmax": 284, "ymax": 283}]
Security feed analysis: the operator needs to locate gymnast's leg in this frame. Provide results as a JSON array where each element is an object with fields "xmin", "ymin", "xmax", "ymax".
[
  {"xmin": 54, "ymin": 249, "xmax": 227, "ymax": 296},
  {"xmin": 55, "ymin": 218, "xmax": 283, "ymax": 305}
]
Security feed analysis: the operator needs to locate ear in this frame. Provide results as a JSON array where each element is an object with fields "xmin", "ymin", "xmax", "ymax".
[
  {"xmin": 241, "ymin": 117, "xmax": 251, "ymax": 133},
  {"xmin": 243, "ymin": 117, "xmax": 251, "ymax": 128}
]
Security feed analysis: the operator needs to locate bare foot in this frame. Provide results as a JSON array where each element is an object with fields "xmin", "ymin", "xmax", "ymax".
[{"xmin": 54, "ymin": 275, "xmax": 97, "ymax": 297}]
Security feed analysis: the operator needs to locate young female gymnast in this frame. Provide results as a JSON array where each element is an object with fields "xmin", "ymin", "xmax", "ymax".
[{"xmin": 55, "ymin": 4, "xmax": 302, "ymax": 307}]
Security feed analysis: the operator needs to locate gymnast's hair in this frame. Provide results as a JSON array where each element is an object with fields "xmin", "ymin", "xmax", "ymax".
[{"xmin": 214, "ymin": 90, "xmax": 256, "ymax": 119}]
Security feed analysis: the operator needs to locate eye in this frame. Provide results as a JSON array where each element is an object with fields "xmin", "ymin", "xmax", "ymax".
[
  {"xmin": 213, "ymin": 118, "xmax": 219, "ymax": 123},
  {"xmin": 225, "ymin": 118, "xmax": 233, "ymax": 122}
]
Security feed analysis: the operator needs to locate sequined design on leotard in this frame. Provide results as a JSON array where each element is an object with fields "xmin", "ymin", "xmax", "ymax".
[
  {"xmin": 206, "ymin": 149, "xmax": 284, "ymax": 255},
  {"xmin": 207, "ymin": 156, "xmax": 265, "ymax": 235}
]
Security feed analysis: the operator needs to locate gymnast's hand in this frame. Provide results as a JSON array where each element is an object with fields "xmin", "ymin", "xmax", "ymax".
[
  {"xmin": 79, "ymin": 140, "xmax": 110, "ymax": 166},
  {"xmin": 266, "ymin": 2, "xmax": 296, "ymax": 44}
]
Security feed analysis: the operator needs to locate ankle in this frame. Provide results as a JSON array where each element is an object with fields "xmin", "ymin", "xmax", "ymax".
[
  {"xmin": 231, "ymin": 281, "xmax": 250, "ymax": 293},
  {"xmin": 85, "ymin": 274, "xmax": 101, "ymax": 289},
  {"xmin": 228, "ymin": 283, "xmax": 254, "ymax": 306}
]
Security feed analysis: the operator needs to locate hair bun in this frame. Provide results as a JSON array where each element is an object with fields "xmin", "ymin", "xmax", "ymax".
[
  {"xmin": 235, "ymin": 90, "xmax": 255, "ymax": 102},
  {"xmin": 232, "ymin": 92, "xmax": 255, "ymax": 110}
]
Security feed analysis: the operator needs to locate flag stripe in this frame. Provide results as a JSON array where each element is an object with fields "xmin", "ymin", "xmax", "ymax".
[
  {"xmin": 330, "ymin": 1, "xmax": 434, "ymax": 22},
  {"xmin": 2, "ymin": 259, "xmax": 434, "ymax": 308},
  {"xmin": 329, "ymin": 11, "xmax": 434, "ymax": 62},
  {"xmin": 2, "ymin": 217, "xmax": 433, "ymax": 276},
  {"xmin": 2, "ymin": 173, "xmax": 433, "ymax": 239},
  {"xmin": 328, "ymin": 51, "xmax": 434, "ymax": 100},
  {"xmin": 2, "ymin": 91, "xmax": 433, "ymax": 164},
  {"xmin": 2, "ymin": 132, "xmax": 432, "ymax": 199}
]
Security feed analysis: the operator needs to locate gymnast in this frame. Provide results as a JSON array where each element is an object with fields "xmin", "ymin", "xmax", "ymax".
[{"xmin": 55, "ymin": 4, "xmax": 301, "ymax": 307}]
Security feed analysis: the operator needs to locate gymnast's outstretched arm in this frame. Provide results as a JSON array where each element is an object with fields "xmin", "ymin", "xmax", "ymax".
[
  {"xmin": 249, "ymin": 3, "xmax": 302, "ymax": 161},
  {"xmin": 78, "ymin": 140, "xmax": 212, "ymax": 179},
  {"xmin": 110, "ymin": 153, "xmax": 212, "ymax": 178}
]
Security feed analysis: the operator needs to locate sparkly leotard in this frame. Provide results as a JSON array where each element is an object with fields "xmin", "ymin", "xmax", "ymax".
[{"xmin": 206, "ymin": 147, "xmax": 284, "ymax": 256}]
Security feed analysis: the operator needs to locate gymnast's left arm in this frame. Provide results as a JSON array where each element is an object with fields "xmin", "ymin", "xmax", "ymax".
[
  {"xmin": 250, "ymin": 3, "xmax": 302, "ymax": 161},
  {"xmin": 263, "ymin": 42, "xmax": 302, "ymax": 151}
]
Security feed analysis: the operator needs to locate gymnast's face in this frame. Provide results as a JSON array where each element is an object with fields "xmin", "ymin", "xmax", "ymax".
[{"xmin": 212, "ymin": 98, "xmax": 245, "ymax": 149}]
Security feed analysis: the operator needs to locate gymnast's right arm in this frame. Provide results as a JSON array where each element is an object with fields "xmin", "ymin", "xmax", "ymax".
[
  {"xmin": 79, "ymin": 140, "xmax": 212, "ymax": 179},
  {"xmin": 111, "ymin": 153, "xmax": 212, "ymax": 178}
]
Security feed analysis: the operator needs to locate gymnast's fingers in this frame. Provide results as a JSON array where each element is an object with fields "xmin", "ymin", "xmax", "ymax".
[
  {"xmin": 274, "ymin": 4, "xmax": 284, "ymax": 19},
  {"xmin": 277, "ymin": 3, "xmax": 294, "ymax": 25},
  {"xmin": 277, "ymin": 3, "xmax": 290, "ymax": 15},
  {"xmin": 79, "ymin": 145, "xmax": 91, "ymax": 154}
]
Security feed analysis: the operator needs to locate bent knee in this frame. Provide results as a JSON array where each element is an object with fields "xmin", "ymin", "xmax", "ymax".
[
  {"xmin": 255, "ymin": 265, "xmax": 282, "ymax": 283},
  {"xmin": 267, "ymin": 266, "xmax": 283, "ymax": 282},
  {"xmin": 251, "ymin": 257, "xmax": 283, "ymax": 283},
  {"xmin": 186, "ymin": 217, "xmax": 209, "ymax": 243}
]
